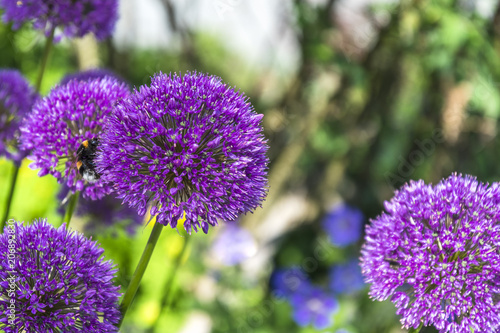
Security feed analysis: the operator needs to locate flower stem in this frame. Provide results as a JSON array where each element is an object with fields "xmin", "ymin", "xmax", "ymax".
[
  {"xmin": 408, "ymin": 323, "xmax": 424, "ymax": 333},
  {"xmin": 0, "ymin": 163, "xmax": 20, "ymax": 232},
  {"xmin": 35, "ymin": 26, "xmax": 56, "ymax": 92},
  {"xmin": 61, "ymin": 191, "xmax": 79, "ymax": 228},
  {"xmin": 118, "ymin": 221, "xmax": 164, "ymax": 328},
  {"xmin": 147, "ymin": 235, "xmax": 190, "ymax": 332}
]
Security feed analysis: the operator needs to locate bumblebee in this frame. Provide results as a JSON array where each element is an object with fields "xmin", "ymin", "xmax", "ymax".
[{"xmin": 76, "ymin": 138, "xmax": 100, "ymax": 183}]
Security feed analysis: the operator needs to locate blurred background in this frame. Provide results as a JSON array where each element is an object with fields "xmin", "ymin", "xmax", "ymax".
[{"xmin": 1, "ymin": 0, "xmax": 500, "ymax": 332}]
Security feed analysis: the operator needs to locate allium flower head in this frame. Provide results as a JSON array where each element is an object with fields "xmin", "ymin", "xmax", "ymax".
[
  {"xmin": 361, "ymin": 174, "xmax": 500, "ymax": 332},
  {"xmin": 329, "ymin": 259, "xmax": 365, "ymax": 294},
  {"xmin": 290, "ymin": 284, "xmax": 338, "ymax": 330},
  {"xmin": 60, "ymin": 68, "xmax": 127, "ymax": 87},
  {"xmin": 0, "ymin": 0, "xmax": 118, "ymax": 40},
  {"xmin": 97, "ymin": 72, "xmax": 269, "ymax": 234},
  {"xmin": 322, "ymin": 204, "xmax": 363, "ymax": 247},
  {"xmin": 0, "ymin": 69, "xmax": 38, "ymax": 164},
  {"xmin": 211, "ymin": 222, "xmax": 257, "ymax": 265},
  {"xmin": 20, "ymin": 77, "xmax": 129, "ymax": 200},
  {"xmin": 0, "ymin": 219, "xmax": 121, "ymax": 332}
]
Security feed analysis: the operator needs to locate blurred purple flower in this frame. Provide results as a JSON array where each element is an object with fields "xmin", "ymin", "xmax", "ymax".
[
  {"xmin": 211, "ymin": 223, "xmax": 257, "ymax": 265},
  {"xmin": 270, "ymin": 267, "xmax": 309, "ymax": 298},
  {"xmin": 60, "ymin": 68, "xmax": 128, "ymax": 87},
  {"xmin": 20, "ymin": 77, "xmax": 129, "ymax": 200},
  {"xmin": 0, "ymin": 69, "xmax": 38, "ymax": 165},
  {"xmin": 97, "ymin": 72, "xmax": 269, "ymax": 234},
  {"xmin": 329, "ymin": 259, "xmax": 365, "ymax": 294},
  {"xmin": 57, "ymin": 185, "xmax": 143, "ymax": 235},
  {"xmin": 322, "ymin": 204, "xmax": 363, "ymax": 247},
  {"xmin": 0, "ymin": 219, "xmax": 121, "ymax": 332},
  {"xmin": 0, "ymin": 0, "xmax": 118, "ymax": 40},
  {"xmin": 361, "ymin": 174, "xmax": 500, "ymax": 332},
  {"xmin": 290, "ymin": 284, "xmax": 338, "ymax": 330}
]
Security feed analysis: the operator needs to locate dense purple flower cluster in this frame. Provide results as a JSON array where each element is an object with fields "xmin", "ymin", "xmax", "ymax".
[
  {"xmin": 0, "ymin": 69, "xmax": 38, "ymax": 165},
  {"xmin": 329, "ymin": 259, "xmax": 365, "ymax": 295},
  {"xmin": 211, "ymin": 222, "xmax": 257, "ymax": 265},
  {"xmin": 322, "ymin": 204, "xmax": 363, "ymax": 247},
  {"xmin": 0, "ymin": 0, "xmax": 118, "ymax": 40},
  {"xmin": 60, "ymin": 68, "xmax": 127, "ymax": 87},
  {"xmin": 20, "ymin": 77, "xmax": 129, "ymax": 200},
  {"xmin": 361, "ymin": 174, "xmax": 500, "ymax": 332},
  {"xmin": 0, "ymin": 219, "xmax": 121, "ymax": 332},
  {"xmin": 97, "ymin": 72, "xmax": 269, "ymax": 234}
]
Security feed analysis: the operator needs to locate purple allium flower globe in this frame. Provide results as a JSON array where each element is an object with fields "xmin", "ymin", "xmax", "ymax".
[
  {"xmin": 97, "ymin": 72, "xmax": 269, "ymax": 234},
  {"xmin": 322, "ymin": 204, "xmax": 363, "ymax": 247},
  {"xmin": 329, "ymin": 259, "xmax": 365, "ymax": 295},
  {"xmin": 0, "ymin": 69, "xmax": 38, "ymax": 165},
  {"xmin": 0, "ymin": 0, "xmax": 118, "ymax": 40},
  {"xmin": 0, "ymin": 219, "xmax": 121, "ymax": 332},
  {"xmin": 290, "ymin": 284, "xmax": 338, "ymax": 330},
  {"xmin": 60, "ymin": 68, "xmax": 128, "ymax": 87},
  {"xmin": 361, "ymin": 174, "xmax": 500, "ymax": 332},
  {"xmin": 20, "ymin": 77, "xmax": 129, "ymax": 200},
  {"xmin": 211, "ymin": 222, "xmax": 257, "ymax": 265}
]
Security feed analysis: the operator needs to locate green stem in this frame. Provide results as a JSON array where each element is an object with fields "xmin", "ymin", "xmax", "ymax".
[
  {"xmin": 147, "ymin": 235, "xmax": 190, "ymax": 332},
  {"xmin": 35, "ymin": 26, "xmax": 56, "ymax": 92},
  {"xmin": 118, "ymin": 221, "xmax": 164, "ymax": 328},
  {"xmin": 0, "ymin": 163, "xmax": 20, "ymax": 232},
  {"xmin": 408, "ymin": 323, "xmax": 424, "ymax": 333},
  {"xmin": 61, "ymin": 191, "xmax": 79, "ymax": 228}
]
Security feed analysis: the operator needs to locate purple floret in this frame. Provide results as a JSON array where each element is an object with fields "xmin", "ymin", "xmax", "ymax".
[
  {"xmin": 361, "ymin": 173, "xmax": 500, "ymax": 332},
  {"xmin": 0, "ymin": 219, "xmax": 121, "ymax": 332},
  {"xmin": 322, "ymin": 204, "xmax": 363, "ymax": 247},
  {"xmin": 96, "ymin": 72, "xmax": 269, "ymax": 234},
  {"xmin": 20, "ymin": 77, "xmax": 129, "ymax": 200},
  {"xmin": 0, "ymin": 0, "xmax": 118, "ymax": 40},
  {"xmin": 0, "ymin": 69, "xmax": 38, "ymax": 165}
]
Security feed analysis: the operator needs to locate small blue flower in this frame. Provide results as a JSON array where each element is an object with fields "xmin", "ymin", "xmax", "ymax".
[
  {"xmin": 290, "ymin": 284, "xmax": 338, "ymax": 330},
  {"xmin": 211, "ymin": 222, "xmax": 257, "ymax": 266},
  {"xmin": 329, "ymin": 259, "xmax": 365, "ymax": 294},
  {"xmin": 322, "ymin": 204, "xmax": 363, "ymax": 247},
  {"xmin": 270, "ymin": 267, "xmax": 309, "ymax": 298}
]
